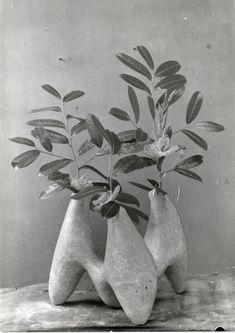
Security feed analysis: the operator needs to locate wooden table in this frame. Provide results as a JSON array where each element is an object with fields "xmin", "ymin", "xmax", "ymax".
[{"xmin": 1, "ymin": 269, "xmax": 235, "ymax": 331}]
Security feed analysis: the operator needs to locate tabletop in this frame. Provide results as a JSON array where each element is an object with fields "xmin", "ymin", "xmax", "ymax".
[{"xmin": 0, "ymin": 269, "xmax": 235, "ymax": 331}]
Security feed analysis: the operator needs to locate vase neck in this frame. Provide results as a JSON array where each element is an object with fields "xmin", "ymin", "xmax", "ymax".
[{"xmin": 148, "ymin": 189, "xmax": 181, "ymax": 228}]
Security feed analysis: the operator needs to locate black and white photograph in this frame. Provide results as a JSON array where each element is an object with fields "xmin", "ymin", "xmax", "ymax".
[{"xmin": 0, "ymin": 0, "xmax": 234, "ymax": 331}]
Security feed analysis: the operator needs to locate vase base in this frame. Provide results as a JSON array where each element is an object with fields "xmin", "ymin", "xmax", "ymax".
[{"xmin": 164, "ymin": 255, "xmax": 187, "ymax": 294}]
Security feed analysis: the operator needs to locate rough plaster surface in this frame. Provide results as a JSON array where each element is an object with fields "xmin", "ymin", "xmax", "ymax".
[
  {"xmin": 0, "ymin": 270, "xmax": 235, "ymax": 331},
  {"xmin": 49, "ymin": 200, "xmax": 158, "ymax": 324},
  {"xmin": 104, "ymin": 207, "xmax": 158, "ymax": 324},
  {"xmin": 0, "ymin": 0, "xmax": 234, "ymax": 287},
  {"xmin": 145, "ymin": 190, "xmax": 187, "ymax": 293}
]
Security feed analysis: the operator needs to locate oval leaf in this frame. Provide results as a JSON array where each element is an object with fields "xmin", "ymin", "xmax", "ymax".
[
  {"xmin": 147, "ymin": 178, "xmax": 167, "ymax": 195},
  {"xmin": 48, "ymin": 171, "xmax": 70, "ymax": 183},
  {"xmin": 38, "ymin": 159, "xmax": 72, "ymax": 176},
  {"xmin": 120, "ymin": 141, "xmax": 148, "ymax": 155},
  {"xmin": 43, "ymin": 130, "xmax": 68, "ymax": 144},
  {"xmin": 116, "ymin": 53, "xmax": 152, "ymax": 80},
  {"xmin": 67, "ymin": 114, "xmax": 85, "ymax": 121},
  {"xmin": 193, "ymin": 121, "xmax": 224, "ymax": 132},
  {"xmin": 181, "ymin": 129, "xmax": 208, "ymax": 151},
  {"xmin": 95, "ymin": 140, "xmax": 149, "ymax": 156},
  {"xmin": 129, "ymin": 181, "xmax": 152, "ymax": 192},
  {"xmin": 106, "ymin": 129, "xmax": 121, "ymax": 154},
  {"xmin": 31, "ymin": 128, "xmax": 68, "ymax": 144},
  {"xmin": 186, "ymin": 91, "xmax": 203, "ymax": 124},
  {"xmin": 136, "ymin": 128, "xmax": 148, "ymax": 142},
  {"xmin": 128, "ymin": 86, "xmax": 140, "ymax": 123},
  {"xmin": 147, "ymin": 96, "xmax": 155, "ymax": 119},
  {"xmin": 9, "ymin": 137, "xmax": 35, "ymax": 147},
  {"xmin": 136, "ymin": 45, "xmax": 154, "ymax": 70},
  {"xmin": 11, "ymin": 150, "xmax": 40, "ymax": 170},
  {"xmin": 156, "ymin": 92, "xmax": 166, "ymax": 109},
  {"xmin": 101, "ymin": 201, "xmax": 120, "ymax": 219},
  {"xmin": 40, "ymin": 183, "xmax": 65, "ymax": 200},
  {"xmin": 29, "ymin": 106, "xmax": 61, "ymax": 113},
  {"xmin": 117, "ymin": 129, "xmax": 137, "ymax": 142},
  {"xmin": 109, "ymin": 108, "xmax": 130, "ymax": 121},
  {"xmin": 115, "ymin": 192, "xmax": 139, "ymax": 206},
  {"xmin": 113, "ymin": 154, "xmax": 154, "ymax": 175},
  {"xmin": 77, "ymin": 139, "xmax": 95, "ymax": 156},
  {"xmin": 147, "ymin": 178, "xmax": 159, "ymax": 187},
  {"xmin": 168, "ymin": 85, "xmax": 185, "ymax": 105},
  {"xmin": 174, "ymin": 168, "xmax": 202, "ymax": 183},
  {"xmin": 79, "ymin": 164, "xmax": 108, "ymax": 180},
  {"xmin": 175, "ymin": 154, "xmax": 203, "ymax": 169},
  {"xmin": 155, "ymin": 60, "xmax": 181, "ymax": 77},
  {"xmin": 41, "ymin": 84, "xmax": 61, "ymax": 99},
  {"xmin": 155, "ymin": 74, "xmax": 186, "ymax": 90},
  {"xmin": 33, "ymin": 127, "xmax": 53, "ymax": 152},
  {"xmin": 120, "ymin": 74, "xmax": 151, "ymax": 95},
  {"xmin": 27, "ymin": 119, "xmax": 65, "ymax": 129},
  {"xmin": 71, "ymin": 120, "xmax": 87, "ymax": 136},
  {"xmin": 72, "ymin": 186, "xmax": 108, "ymax": 200},
  {"xmin": 87, "ymin": 114, "xmax": 115, "ymax": 150},
  {"xmin": 86, "ymin": 114, "xmax": 103, "ymax": 148},
  {"xmin": 63, "ymin": 90, "xmax": 85, "ymax": 103}
]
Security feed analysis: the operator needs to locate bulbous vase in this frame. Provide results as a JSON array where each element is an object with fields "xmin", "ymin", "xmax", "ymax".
[
  {"xmin": 104, "ymin": 207, "xmax": 158, "ymax": 325},
  {"xmin": 144, "ymin": 189, "xmax": 187, "ymax": 294}
]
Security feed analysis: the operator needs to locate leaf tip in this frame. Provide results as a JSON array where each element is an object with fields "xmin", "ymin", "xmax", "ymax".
[{"xmin": 11, "ymin": 162, "xmax": 18, "ymax": 170}]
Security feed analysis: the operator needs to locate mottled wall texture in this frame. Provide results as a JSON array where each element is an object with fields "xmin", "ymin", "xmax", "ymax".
[{"xmin": 0, "ymin": 0, "xmax": 234, "ymax": 288}]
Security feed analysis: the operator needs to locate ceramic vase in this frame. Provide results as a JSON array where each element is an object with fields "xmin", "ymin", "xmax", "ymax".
[
  {"xmin": 104, "ymin": 207, "xmax": 158, "ymax": 325},
  {"xmin": 49, "ymin": 197, "xmax": 159, "ymax": 325},
  {"xmin": 48, "ymin": 197, "xmax": 119, "ymax": 307},
  {"xmin": 144, "ymin": 189, "xmax": 187, "ymax": 294}
]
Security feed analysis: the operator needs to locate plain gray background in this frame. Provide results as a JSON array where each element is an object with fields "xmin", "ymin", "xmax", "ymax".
[{"xmin": 0, "ymin": 0, "xmax": 234, "ymax": 288}]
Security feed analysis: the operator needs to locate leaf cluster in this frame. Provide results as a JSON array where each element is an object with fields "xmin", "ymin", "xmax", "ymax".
[
  {"xmin": 9, "ymin": 46, "xmax": 225, "ymax": 221},
  {"xmin": 110, "ymin": 45, "xmax": 224, "ymax": 186}
]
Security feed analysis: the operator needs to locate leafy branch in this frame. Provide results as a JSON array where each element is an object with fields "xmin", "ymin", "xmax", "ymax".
[
  {"xmin": 112, "ymin": 45, "xmax": 224, "ymax": 191},
  {"xmin": 60, "ymin": 99, "xmax": 80, "ymax": 176}
]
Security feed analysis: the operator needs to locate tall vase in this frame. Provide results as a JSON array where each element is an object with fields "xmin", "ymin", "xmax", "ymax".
[
  {"xmin": 144, "ymin": 189, "xmax": 187, "ymax": 294},
  {"xmin": 49, "ymin": 197, "xmax": 119, "ymax": 308},
  {"xmin": 104, "ymin": 207, "xmax": 158, "ymax": 325}
]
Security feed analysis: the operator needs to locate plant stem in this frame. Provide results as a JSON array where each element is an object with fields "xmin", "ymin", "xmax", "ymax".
[
  {"xmin": 160, "ymin": 168, "xmax": 174, "ymax": 176},
  {"xmin": 150, "ymin": 74, "xmax": 158, "ymax": 140},
  {"xmin": 157, "ymin": 164, "xmax": 163, "ymax": 189},
  {"xmin": 159, "ymin": 173, "xmax": 162, "ymax": 189},
  {"xmin": 60, "ymin": 100, "xmax": 80, "ymax": 177},
  {"xmin": 158, "ymin": 167, "xmax": 175, "ymax": 189},
  {"xmin": 172, "ymin": 125, "xmax": 192, "ymax": 135},
  {"xmin": 108, "ymin": 152, "xmax": 113, "ymax": 191},
  {"xmin": 129, "ymin": 118, "xmax": 138, "ymax": 129},
  {"xmin": 36, "ymin": 148, "xmax": 70, "ymax": 160}
]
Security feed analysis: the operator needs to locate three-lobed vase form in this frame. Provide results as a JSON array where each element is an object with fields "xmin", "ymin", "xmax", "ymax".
[
  {"xmin": 49, "ymin": 198, "xmax": 158, "ymax": 325},
  {"xmin": 144, "ymin": 189, "xmax": 187, "ymax": 294}
]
